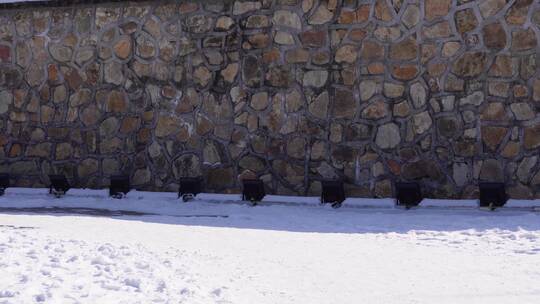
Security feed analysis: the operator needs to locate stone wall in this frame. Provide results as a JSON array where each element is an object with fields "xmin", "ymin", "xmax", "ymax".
[{"xmin": 0, "ymin": 0, "xmax": 540, "ymax": 199}]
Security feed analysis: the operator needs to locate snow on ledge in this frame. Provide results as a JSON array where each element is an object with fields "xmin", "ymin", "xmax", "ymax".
[{"xmin": 0, "ymin": 188, "xmax": 539, "ymax": 216}]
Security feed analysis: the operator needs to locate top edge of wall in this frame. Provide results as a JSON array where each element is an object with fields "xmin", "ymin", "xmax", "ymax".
[{"xmin": 0, "ymin": 0, "xmax": 232, "ymax": 10}]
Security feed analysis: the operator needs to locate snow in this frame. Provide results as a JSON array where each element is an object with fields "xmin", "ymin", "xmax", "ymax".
[{"xmin": 1, "ymin": 188, "xmax": 540, "ymax": 303}]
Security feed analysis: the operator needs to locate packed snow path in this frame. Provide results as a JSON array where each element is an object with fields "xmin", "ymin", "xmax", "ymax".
[{"xmin": 1, "ymin": 189, "xmax": 540, "ymax": 303}]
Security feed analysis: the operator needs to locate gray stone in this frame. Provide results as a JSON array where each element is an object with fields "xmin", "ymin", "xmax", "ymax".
[
  {"xmin": 412, "ymin": 111, "xmax": 432, "ymax": 135},
  {"xmin": 173, "ymin": 154, "xmax": 201, "ymax": 178},
  {"xmin": 243, "ymin": 55, "xmax": 262, "ymax": 87},
  {"xmin": 459, "ymin": 91, "xmax": 484, "ymax": 106},
  {"xmin": 104, "ymin": 61, "xmax": 123, "ymax": 85},
  {"xmin": 49, "ymin": 44, "xmax": 72, "ymax": 62},
  {"xmin": 273, "ymin": 11, "xmax": 302, "ymax": 30},
  {"xmin": 437, "ymin": 116, "xmax": 461, "ymax": 138},
  {"xmin": 203, "ymin": 141, "xmax": 222, "ymax": 165},
  {"xmin": 69, "ymin": 89, "xmax": 92, "ymax": 107},
  {"xmin": 402, "ymin": 5, "xmax": 420, "ymax": 28},
  {"xmin": 274, "ymin": 31, "xmax": 295, "ymax": 45},
  {"xmin": 303, "ymin": 70, "xmax": 328, "ymax": 88},
  {"xmin": 517, "ymin": 156, "xmax": 537, "ymax": 183},
  {"xmin": 135, "ymin": 35, "xmax": 156, "ymax": 58},
  {"xmin": 523, "ymin": 124, "xmax": 540, "ymax": 149},
  {"xmin": 479, "ymin": 159, "xmax": 504, "ymax": 182},
  {"xmin": 287, "ymin": 137, "xmax": 306, "ymax": 159},
  {"xmin": 453, "ymin": 162, "xmax": 469, "ymax": 187},
  {"xmin": 410, "ymin": 82, "xmax": 427, "ymax": 108},
  {"xmin": 309, "ymin": 3, "xmax": 334, "ymax": 24},
  {"xmin": 99, "ymin": 117, "xmax": 119, "ymax": 138},
  {"xmin": 510, "ymin": 102, "xmax": 535, "ymax": 120},
  {"xmin": 251, "ymin": 92, "xmax": 269, "ymax": 111},
  {"xmin": 286, "ymin": 89, "xmax": 303, "ymax": 112},
  {"xmin": 309, "ymin": 91, "xmax": 329, "ymax": 119},
  {"xmin": 359, "ymin": 80, "xmax": 378, "ymax": 101},
  {"xmin": 0, "ymin": 90, "xmax": 13, "ymax": 114},
  {"xmin": 233, "ymin": 1, "xmax": 261, "ymax": 15},
  {"xmin": 376, "ymin": 123, "xmax": 401, "ymax": 149},
  {"xmin": 383, "ymin": 83, "xmax": 404, "ymax": 98},
  {"xmin": 216, "ymin": 16, "xmax": 235, "ymax": 31},
  {"xmin": 402, "ymin": 160, "xmax": 442, "ymax": 180},
  {"xmin": 133, "ymin": 168, "xmax": 151, "ymax": 185},
  {"xmin": 245, "ymin": 15, "xmax": 270, "ymax": 29},
  {"xmin": 239, "ymin": 155, "xmax": 266, "ymax": 172},
  {"xmin": 335, "ymin": 45, "xmax": 357, "ymax": 64},
  {"xmin": 185, "ymin": 15, "xmax": 214, "ymax": 33},
  {"xmin": 333, "ymin": 89, "xmax": 357, "ymax": 119},
  {"xmin": 78, "ymin": 159, "xmax": 99, "ymax": 177}
]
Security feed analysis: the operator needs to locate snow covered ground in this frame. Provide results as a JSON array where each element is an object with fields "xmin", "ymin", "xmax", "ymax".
[{"xmin": 1, "ymin": 188, "xmax": 540, "ymax": 303}]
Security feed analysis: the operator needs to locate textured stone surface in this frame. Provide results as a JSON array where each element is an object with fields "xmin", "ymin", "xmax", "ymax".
[{"xmin": 0, "ymin": 0, "xmax": 538, "ymax": 198}]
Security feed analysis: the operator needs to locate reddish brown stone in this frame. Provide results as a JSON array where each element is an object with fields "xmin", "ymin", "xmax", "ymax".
[
  {"xmin": 263, "ymin": 48, "xmax": 280, "ymax": 63},
  {"xmin": 300, "ymin": 30, "xmax": 326, "ymax": 48},
  {"xmin": 156, "ymin": 115, "xmax": 182, "ymax": 137},
  {"xmin": 47, "ymin": 64, "xmax": 59, "ymax": 82},
  {"xmin": 512, "ymin": 28, "xmax": 537, "ymax": 51},
  {"xmin": 453, "ymin": 140, "xmax": 477, "ymax": 157},
  {"xmin": 392, "ymin": 64, "xmax": 418, "ymax": 80},
  {"xmin": 9, "ymin": 144, "xmax": 22, "ymax": 158},
  {"xmin": 361, "ymin": 100, "xmax": 388, "ymax": 120},
  {"xmin": 338, "ymin": 5, "xmax": 370, "ymax": 24},
  {"xmin": 113, "ymin": 38, "xmax": 131, "ymax": 59},
  {"xmin": 64, "ymin": 68, "xmax": 83, "ymax": 90},
  {"xmin": 427, "ymin": 62, "xmax": 446, "ymax": 77},
  {"xmin": 338, "ymin": 10, "xmax": 356, "ymax": 24},
  {"xmin": 0, "ymin": 45, "xmax": 10, "ymax": 62},
  {"xmin": 387, "ymin": 159, "xmax": 401, "ymax": 176},
  {"xmin": 488, "ymin": 55, "xmax": 517, "ymax": 78},
  {"xmin": 389, "ymin": 37, "xmax": 417, "ymax": 61},
  {"xmin": 120, "ymin": 117, "xmax": 140, "ymax": 134},
  {"xmin": 482, "ymin": 22, "xmax": 506, "ymax": 50},
  {"xmin": 425, "ymin": 0, "xmax": 451, "ymax": 21},
  {"xmin": 106, "ymin": 91, "xmax": 127, "ymax": 113},
  {"xmin": 286, "ymin": 48, "xmax": 309, "ymax": 63},
  {"xmin": 423, "ymin": 21, "xmax": 452, "ymax": 39},
  {"xmin": 455, "ymin": 8, "xmax": 478, "ymax": 34},
  {"xmin": 179, "ymin": 2, "xmax": 198, "ymax": 14},
  {"xmin": 506, "ymin": 0, "xmax": 533, "ymax": 25},
  {"xmin": 482, "ymin": 126, "xmax": 508, "ymax": 151},
  {"xmin": 374, "ymin": 0, "xmax": 393, "ymax": 21},
  {"xmin": 137, "ymin": 128, "xmax": 151, "ymax": 144},
  {"xmin": 481, "ymin": 102, "xmax": 509, "ymax": 121},
  {"xmin": 0, "ymin": 134, "xmax": 7, "ymax": 147},
  {"xmin": 248, "ymin": 33, "xmax": 270, "ymax": 49},
  {"xmin": 452, "ymin": 52, "xmax": 487, "ymax": 78},
  {"xmin": 513, "ymin": 85, "xmax": 528, "ymax": 98},
  {"xmin": 501, "ymin": 141, "xmax": 520, "ymax": 158},
  {"xmin": 349, "ymin": 29, "xmax": 367, "ymax": 42},
  {"xmin": 356, "ymin": 4, "xmax": 371, "ymax": 22},
  {"xmin": 333, "ymin": 89, "xmax": 357, "ymax": 119},
  {"xmin": 367, "ymin": 62, "xmax": 385, "ymax": 74},
  {"xmin": 361, "ymin": 40, "xmax": 384, "ymax": 60},
  {"xmin": 161, "ymin": 86, "xmax": 176, "ymax": 99},
  {"xmin": 81, "ymin": 105, "xmax": 100, "ymax": 126},
  {"xmin": 524, "ymin": 124, "xmax": 540, "ymax": 149}
]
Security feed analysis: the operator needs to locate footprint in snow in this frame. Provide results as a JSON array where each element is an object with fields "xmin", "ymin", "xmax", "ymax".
[{"xmin": 0, "ymin": 290, "xmax": 15, "ymax": 298}]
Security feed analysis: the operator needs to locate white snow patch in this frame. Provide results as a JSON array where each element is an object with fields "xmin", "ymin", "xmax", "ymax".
[{"xmin": 0, "ymin": 188, "xmax": 540, "ymax": 303}]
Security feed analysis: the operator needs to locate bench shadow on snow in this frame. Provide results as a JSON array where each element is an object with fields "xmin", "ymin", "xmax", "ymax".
[{"xmin": 1, "ymin": 196, "xmax": 540, "ymax": 234}]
